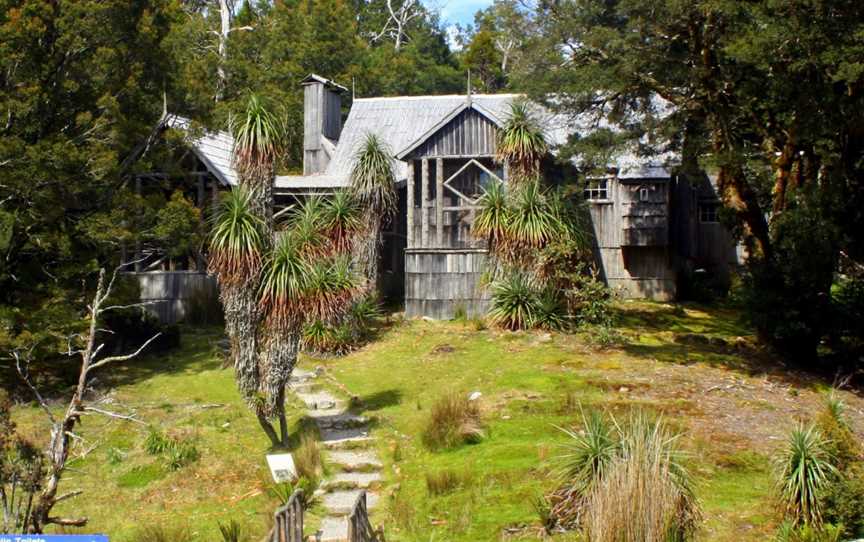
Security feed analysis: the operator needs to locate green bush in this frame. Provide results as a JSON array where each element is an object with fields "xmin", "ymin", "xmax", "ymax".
[
  {"xmin": 775, "ymin": 522, "xmax": 844, "ymax": 542},
  {"xmin": 822, "ymin": 463, "xmax": 864, "ymax": 538},
  {"xmin": 103, "ymin": 307, "xmax": 180, "ymax": 354}
]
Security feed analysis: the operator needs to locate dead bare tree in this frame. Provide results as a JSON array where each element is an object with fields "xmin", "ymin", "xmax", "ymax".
[
  {"xmin": 372, "ymin": 0, "xmax": 420, "ymax": 51},
  {"xmin": 11, "ymin": 265, "xmax": 158, "ymax": 533}
]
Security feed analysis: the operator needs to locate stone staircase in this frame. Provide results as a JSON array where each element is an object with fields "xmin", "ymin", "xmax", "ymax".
[{"xmin": 289, "ymin": 369, "xmax": 382, "ymax": 542}]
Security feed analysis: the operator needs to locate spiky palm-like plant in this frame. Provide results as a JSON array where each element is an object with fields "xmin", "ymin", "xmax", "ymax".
[
  {"xmin": 496, "ymin": 100, "xmax": 548, "ymax": 181},
  {"xmin": 775, "ymin": 424, "xmax": 838, "ymax": 527},
  {"xmin": 257, "ymin": 195, "xmax": 364, "ymax": 445},
  {"xmin": 350, "ymin": 132, "xmax": 396, "ymax": 289},
  {"xmin": 229, "ymin": 94, "xmax": 286, "ymax": 227},
  {"xmin": 209, "ymin": 187, "xmax": 264, "ymax": 399}
]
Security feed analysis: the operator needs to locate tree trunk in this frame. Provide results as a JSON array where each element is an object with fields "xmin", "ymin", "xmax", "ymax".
[
  {"xmin": 216, "ymin": 0, "xmax": 231, "ymax": 102},
  {"xmin": 261, "ymin": 331, "xmax": 300, "ymax": 447}
]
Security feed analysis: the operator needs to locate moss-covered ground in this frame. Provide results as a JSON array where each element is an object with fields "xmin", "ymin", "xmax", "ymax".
[{"xmin": 10, "ymin": 301, "xmax": 863, "ymax": 541}]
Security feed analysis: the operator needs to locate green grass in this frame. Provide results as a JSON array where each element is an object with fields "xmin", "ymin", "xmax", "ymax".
[{"xmin": 10, "ymin": 301, "xmax": 839, "ymax": 540}]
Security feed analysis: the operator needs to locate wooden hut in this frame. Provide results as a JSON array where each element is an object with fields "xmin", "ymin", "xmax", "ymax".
[{"xmin": 132, "ymin": 74, "xmax": 742, "ymax": 322}]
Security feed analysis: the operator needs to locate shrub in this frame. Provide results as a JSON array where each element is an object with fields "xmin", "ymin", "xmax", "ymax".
[
  {"xmin": 425, "ymin": 469, "xmax": 468, "ymax": 495},
  {"xmin": 580, "ymin": 414, "xmax": 699, "ymax": 541},
  {"xmin": 301, "ymin": 295, "xmax": 380, "ymax": 355},
  {"xmin": 217, "ymin": 519, "xmax": 245, "ymax": 542},
  {"xmin": 549, "ymin": 411, "xmax": 699, "ymax": 538},
  {"xmin": 774, "ymin": 424, "xmax": 837, "ymax": 527},
  {"xmin": 566, "ymin": 274, "xmax": 616, "ymax": 327},
  {"xmin": 821, "ymin": 462, "xmax": 864, "ymax": 538},
  {"xmin": 814, "ymin": 393, "xmax": 860, "ymax": 471},
  {"xmin": 422, "ymin": 393, "xmax": 485, "ymax": 451},
  {"xmin": 775, "ymin": 522, "xmax": 844, "ymax": 542},
  {"xmin": 143, "ymin": 427, "xmax": 199, "ymax": 471},
  {"xmin": 488, "ymin": 272, "xmax": 539, "ymax": 330},
  {"xmin": 269, "ymin": 476, "xmax": 319, "ymax": 508}
]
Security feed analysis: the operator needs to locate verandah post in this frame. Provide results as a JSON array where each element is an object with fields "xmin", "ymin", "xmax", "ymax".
[
  {"xmin": 421, "ymin": 158, "xmax": 429, "ymax": 247},
  {"xmin": 406, "ymin": 160, "xmax": 415, "ymax": 249}
]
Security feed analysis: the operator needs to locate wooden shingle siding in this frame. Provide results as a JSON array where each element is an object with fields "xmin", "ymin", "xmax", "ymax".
[
  {"xmin": 131, "ymin": 271, "xmax": 217, "ymax": 324},
  {"xmin": 411, "ymin": 109, "xmax": 498, "ymax": 158},
  {"xmin": 405, "ymin": 249, "xmax": 489, "ymax": 319}
]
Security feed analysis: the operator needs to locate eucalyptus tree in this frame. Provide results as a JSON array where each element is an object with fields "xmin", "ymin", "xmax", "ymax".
[{"xmin": 349, "ymin": 132, "xmax": 397, "ymax": 289}]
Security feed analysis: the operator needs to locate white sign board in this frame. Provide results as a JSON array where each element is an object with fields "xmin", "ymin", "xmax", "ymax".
[{"xmin": 266, "ymin": 453, "xmax": 297, "ymax": 483}]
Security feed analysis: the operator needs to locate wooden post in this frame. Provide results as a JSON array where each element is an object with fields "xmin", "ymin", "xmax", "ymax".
[
  {"xmin": 421, "ymin": 158, "xmax": 429, "ymax": 247},
  {"xmin": 436, "ymin": 157, "xmax": 444, "ymax": 247},
  {"xmin": 406, "ymin": 161, "xmax": 415, "ymax": 249}
]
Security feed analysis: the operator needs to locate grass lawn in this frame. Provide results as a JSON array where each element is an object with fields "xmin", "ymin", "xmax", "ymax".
[{"xmin": 9, "ymin": 301, "xmax": 864, "ymax": 540}]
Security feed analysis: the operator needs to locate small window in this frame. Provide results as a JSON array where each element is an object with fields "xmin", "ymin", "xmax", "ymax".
[
  {"xmin": 699, "ymin": 202, "xmax": 719, "ymax": 223},
  {"xmin": 639, "ymin": 186, "xmax": 650, "ymax": 202},
  {"xmin": 584, "ymin": 179, "xmax": 609, "ymax": 201}
]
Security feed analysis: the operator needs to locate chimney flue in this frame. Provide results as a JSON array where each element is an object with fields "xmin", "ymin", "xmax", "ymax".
[{"xmin": 301, "ymin": 74, "xmax": 347, "ymax": 176}]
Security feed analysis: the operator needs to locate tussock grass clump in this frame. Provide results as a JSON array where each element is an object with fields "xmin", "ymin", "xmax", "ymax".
[
  {"xmin": 293, "ymin": 430, "xmax": 324, "ymax": 480},
  {"xmin": 142, "ymin": 427, "xmax": 200, "ymax": 471},
  {"xmin": 549, "ymin": 410, "xmax": 700, "ymax": 540},
  {"xmin": 217, "ymin": 519, "xmax": 245, "ymax": 542},
  {"xmin": 421, "ymin": 393, "xmax": 485, "ymax": 451},
  {"xmin": 425, "ymin": 469, "xmax": 471, "ymax": 495}
]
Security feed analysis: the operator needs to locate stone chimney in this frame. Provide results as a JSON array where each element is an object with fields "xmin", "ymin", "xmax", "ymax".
[{"xmin": 301, "ymin": 74, "xmax": 347, "ymax": 175}]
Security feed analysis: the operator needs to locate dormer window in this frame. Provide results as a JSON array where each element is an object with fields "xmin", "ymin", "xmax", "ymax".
[{"xmin": 584, "ymin": 179, "xmax": 610, "ymax": 201}]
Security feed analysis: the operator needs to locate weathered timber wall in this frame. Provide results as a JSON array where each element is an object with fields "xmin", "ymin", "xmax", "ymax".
[
  {"xmin": 587, "ymin": 179, "xmax": 677, "ymax": 301},
  {"xmin": 409, "ymin": 109, "xmax": 498, "ymax": 158},
  {"xmin": 405, "ymin": 249, "xmax": 489, "ymax": 319},
  {"xmin": 130, "ymin": 271, "xmax": 217, "ymax": 324}
]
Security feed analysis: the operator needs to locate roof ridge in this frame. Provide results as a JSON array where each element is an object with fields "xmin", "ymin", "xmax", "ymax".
[{"xmin": 353, "ymin": 93, "xmax": 523, "ymax": 102}]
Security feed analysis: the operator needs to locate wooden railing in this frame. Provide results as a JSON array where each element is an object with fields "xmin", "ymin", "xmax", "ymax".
[
  {"xmin": 270, "ymin": 490, "xmax": 304, "ymax": 542},
  {"xmin": 347, "ymin": 490, "xmax": 383, "ymax": 542}
]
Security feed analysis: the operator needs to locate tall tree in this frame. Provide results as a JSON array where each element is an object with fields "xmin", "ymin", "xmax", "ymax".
[
  {"xmin": 519, "ymin": 0, "xmax": 864, "ymax": 360},
  {"xmin": 0, "ymin": 0, "xmax": 179, "ymax": 361}
]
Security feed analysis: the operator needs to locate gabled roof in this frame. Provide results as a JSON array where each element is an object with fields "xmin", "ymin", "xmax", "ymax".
[
  {"xmin": 394, "ymin": 99, "xmax": 507, "ymax": 160},
  {"xmin": 167, "ymin": 116, "xmax": 238, "ymax": 186}
]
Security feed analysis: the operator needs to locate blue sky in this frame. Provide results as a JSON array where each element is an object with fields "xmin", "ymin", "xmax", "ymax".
[{"xmin": 423, "ymin": 0, "xmax": 494, "ymax": 27}]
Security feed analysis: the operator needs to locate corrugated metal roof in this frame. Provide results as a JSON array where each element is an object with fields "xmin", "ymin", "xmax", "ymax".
[
  {"xmin": 170, "ymin": 93, "xmax": 678, "ymax": 191},
  {"xmin": 167, "ymin": 116, "xmax": 238, "ymax": 186}
]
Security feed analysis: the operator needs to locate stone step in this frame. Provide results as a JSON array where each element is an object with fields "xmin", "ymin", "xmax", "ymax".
[
  {"xmin": 320, "ymin": 427, "xmax": 373, "ymax": 448},
  {"xmin": 296, "ymin": 391, "xmax": 341, "ymax": 411},
  {"xmin": 318, "ymin": 516, "xmax": 348, "ymax": 542},
  {"xmin": 327, "ymin": 450, "xmax": 382, "ymax": 470},
  {"xmin": 313, "ymin": 413, "xmax": 369, "ymax": 430},
  {"xmin": 322, "ymin": 490, "xmax": 379, "ymax": 515},
  {"xmin": 322, "ymin": 471, "xmax": 382, "ymax": 490}
]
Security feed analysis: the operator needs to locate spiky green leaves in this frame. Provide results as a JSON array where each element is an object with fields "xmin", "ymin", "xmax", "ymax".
[
  {"xmin": 230, "ymin": 95, "xmax": 287, "ymax": 184},
  {"xmin": 258, "ymin": 192, "xmax": 365, "ymax": 334},
  {"xmin": 208, "ymin": 186, "xmax": 265, "ymax": 287},
  {"xmin": 496, "ymin": 100, "xmax": 548, "ymax": 181},
  {"xmin": 774, "ymin": 424, "xmax": 838, "ymax": 527},
  {"xmin": 350, "ymin": 132, "xmax": 397, "ymax": 220}
]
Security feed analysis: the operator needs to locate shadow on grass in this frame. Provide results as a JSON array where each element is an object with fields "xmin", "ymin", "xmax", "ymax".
[{"xmin": 352, "ymin": 389, "xmax": 402, "ymax": 412}]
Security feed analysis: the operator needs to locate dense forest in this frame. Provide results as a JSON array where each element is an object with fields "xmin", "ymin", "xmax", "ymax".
[{"xmin": 1, "ymin": 0, "xmax": 863, "ymax": 374}]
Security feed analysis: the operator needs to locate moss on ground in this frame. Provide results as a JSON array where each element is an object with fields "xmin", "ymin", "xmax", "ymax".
[{"xmin": 10, "ymin": 301, "xmax": 860, "ymax": 541}]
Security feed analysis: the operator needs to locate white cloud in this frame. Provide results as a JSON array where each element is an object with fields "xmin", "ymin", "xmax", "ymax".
[{"xmin": 423, "ymin": 0, "xmax": 494, "ymax": 26}]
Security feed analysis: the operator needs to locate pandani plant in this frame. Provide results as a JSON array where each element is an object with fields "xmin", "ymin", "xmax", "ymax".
[
  {"xmin": 256, "ymin": 195, "xmax": 365, "ymax": 444},
  {"xmin": 496, "ymin": 100, "xmax": 548, "ymax": 181},
  {"xmin": 208, "ymin": 185, "xmax": 265, "ymax": 400},
  {"xmin": 774, "ymin": 423, "xmax": 838, "ymax": 528},
  {"xmin": 350, "ymin": 132, "xmax": 397, "ymax": 289}
]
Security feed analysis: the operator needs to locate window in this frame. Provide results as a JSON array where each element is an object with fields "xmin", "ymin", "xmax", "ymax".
[
  {"xmin": 639, "ymin": 186, "xmax": 650, "ymax": 202},
  {"xmin": 584, "ymin": 179, "xmax": 609, "ymax": 201},
  {"xmin": 699, "ymin": 202, "xmax": 719, "ymax": 223}
]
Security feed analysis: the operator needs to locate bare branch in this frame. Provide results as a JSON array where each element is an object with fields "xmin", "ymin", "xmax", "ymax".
[
  {"xmin": 81, "ymin": 406, "xmax": 146, "ymax": 425},
  {"xmin": 14, "ymin": 351, "xmax": 56, "ymax": 424},
  {"xmin": 87, "ymin": 333, "xmax": 161, "ymax": 371},
  {"xmin": 54, "ymin": 490, "xmax": 83, "ymax": 504}
]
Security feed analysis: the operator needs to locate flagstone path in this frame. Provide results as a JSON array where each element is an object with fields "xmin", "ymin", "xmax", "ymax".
[{"xmin": 289, "ymin": 368, "xmax": 382, "ymax": 542}]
